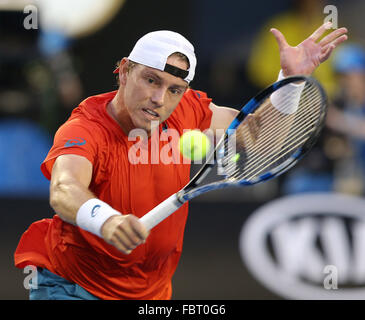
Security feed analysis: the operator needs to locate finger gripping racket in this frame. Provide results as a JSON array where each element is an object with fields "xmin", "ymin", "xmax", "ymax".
[{"xmin": 140, "ymin": 76, "xmax": 327, "ymax": 230}]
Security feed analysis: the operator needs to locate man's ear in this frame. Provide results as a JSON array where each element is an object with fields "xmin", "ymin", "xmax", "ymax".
[{"xmin": 118, "ymin": 58, "xmax": 129, "ymax": 86}]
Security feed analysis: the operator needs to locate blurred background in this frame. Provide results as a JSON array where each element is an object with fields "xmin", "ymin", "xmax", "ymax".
[{"xmin": 2, "ymin": 0, "xmax": 365, "ymax": 299}]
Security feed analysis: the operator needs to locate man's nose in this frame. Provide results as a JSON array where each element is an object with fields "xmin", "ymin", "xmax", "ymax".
[{"xmin": 151, "ymin": 87, "xmax": 166, "ymax": 106}]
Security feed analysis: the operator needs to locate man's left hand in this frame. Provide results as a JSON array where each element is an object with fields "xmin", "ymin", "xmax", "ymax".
[{"xmin": 271, "ymin": 22, "xmax": 348, "ymax": 77}]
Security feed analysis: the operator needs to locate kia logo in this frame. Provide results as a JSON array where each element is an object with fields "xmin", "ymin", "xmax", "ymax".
[{"xmin": 239, "ymin": 193, "xmax": 365, "ymax": 299}]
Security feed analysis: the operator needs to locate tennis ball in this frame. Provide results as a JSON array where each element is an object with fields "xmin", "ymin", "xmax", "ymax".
[
  {"xmin": 179, "ymin": 130, "xmax": 211, "ymax": 161},
  {"xmin": 231, "ymin": 153, "xmax": 240, "ymax": 163}
]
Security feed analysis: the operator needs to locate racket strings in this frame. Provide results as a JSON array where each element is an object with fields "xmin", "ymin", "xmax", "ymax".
[
  {"xmin": 225, "ymin": 87, "xmax": 318, "ymax": 158},
  {"xmin": 221, "ymin": 81, "xmax": 324, "ymax": 181},
  {"xmin": 234, "ymin": 86, "xmax": 322, "ymax": 178},
  {"xmin": 241, "ymin": 86, "xmax": 322, "ymax": 149},
  {"xmin": 249, "ymin": 94, "xmax": 322, "ymax": 147},
  {"xmin": 233, "ymin": 85, "xmax": 319, "ymax": 152},
  {"xmin": 236, "ymin": 99, "xmax": 321, "ymax": 178},
  {"xmin": 236, "ymin": 94, "xmax": 323, "ymax": 168},
  {"xmin": 243, "ymin": 135, "xmax": 309, "ymax": 180}
]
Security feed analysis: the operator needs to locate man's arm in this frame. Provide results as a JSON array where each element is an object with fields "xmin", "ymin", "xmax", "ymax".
[
  {"xmin": 209, "ymin": 103, "xmax": 260, "ymax": 140},
  {"xmin": 50, "ymin": 154, "xmax": 94, "ymax": 224},
  {"xmin": 50, "ymin": 154, "xmax": 149, "ymax": 254},
  {"xmin": 209, "ymin": 103, "xmax": 238, "ymax": 133}
]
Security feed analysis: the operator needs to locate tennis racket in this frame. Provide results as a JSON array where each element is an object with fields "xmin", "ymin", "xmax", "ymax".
[{"xmin": 139, "ymin": 75, "xmax": 327, "ymax": 230}]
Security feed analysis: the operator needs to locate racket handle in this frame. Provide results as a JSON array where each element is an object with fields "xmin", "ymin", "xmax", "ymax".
[{"xmin": 139, "ymin": 193, "xmax": 183, "ymax": 231}]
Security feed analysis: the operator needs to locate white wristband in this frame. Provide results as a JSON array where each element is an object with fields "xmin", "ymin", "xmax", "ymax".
[
  {"xmin": 76, "ymin": 198, "xmax": 121, "ymax": 237},
  {"xmin": 271, "ymin": 70, "xmax": 305, "ymax": 114}
]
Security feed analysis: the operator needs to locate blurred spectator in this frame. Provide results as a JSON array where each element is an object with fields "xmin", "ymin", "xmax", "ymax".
[
  {"xmin": 37, "ymin": 28, "xmax": 84, "ymax": 133},
  {"xmin": 0, "ymin": 9, "xmax": 83, "ymax": 197},
  {"xmin": 326, "ymin": 44, "xmax": 365, "ymax": 195},
  {"xmin": 245, "ymin": 0, "xmax": 341, "ymax": 195},
  {"xmin": 282, "ymin": 43, "xmax": 365, "ymax": 196},
  {"xmin": 0, "ymin": 10, "xmax": 83, "ymax": 134},
  {"xmin": 247, "ymin": 0, "xmax": 337, "ymax": 97}
]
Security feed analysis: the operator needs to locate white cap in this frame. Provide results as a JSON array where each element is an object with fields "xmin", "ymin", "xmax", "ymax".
[{"xmin": 115, "ymin": 30, "xmax": 197, "ymax": 83}]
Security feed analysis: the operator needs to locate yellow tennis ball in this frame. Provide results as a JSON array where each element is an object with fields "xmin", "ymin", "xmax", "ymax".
[{"xmin": 179, "ymin": 130, "xmax": 211, "ymax": 161}]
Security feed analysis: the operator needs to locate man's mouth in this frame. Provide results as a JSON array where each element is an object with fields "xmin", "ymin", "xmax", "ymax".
[{"xmin": 142, "ymin": 108, "xmax": 160, "ymax": 119}]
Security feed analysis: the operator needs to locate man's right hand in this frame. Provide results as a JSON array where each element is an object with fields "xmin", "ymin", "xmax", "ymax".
[{"xmin": 101, "ymin": 215, "xmax": 149, "ymax": 254}]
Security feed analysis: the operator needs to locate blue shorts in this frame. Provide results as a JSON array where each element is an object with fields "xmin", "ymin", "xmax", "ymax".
[{"xmin": 29, "ymin": 268, "xmax": 99, "ymax": 300}]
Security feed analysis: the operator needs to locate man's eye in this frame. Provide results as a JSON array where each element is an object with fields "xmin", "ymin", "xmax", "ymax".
[
  {"xmin": 170, "ymin": 88, "xmax": 181, "ymax": 95},
  {"xmin": 147, "ymin": 78, "xmax": 154, "ymax": 84}
]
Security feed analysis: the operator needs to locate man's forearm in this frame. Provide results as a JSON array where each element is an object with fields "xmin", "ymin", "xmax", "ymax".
[{"xmin": 50, "ymin": 178, "xmax": 95, "ymax": 225}]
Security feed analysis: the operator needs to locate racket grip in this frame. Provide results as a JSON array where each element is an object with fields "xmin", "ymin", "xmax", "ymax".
[{"xmin": 139, "ymin": 193, "xmax": 183, "ymax": 231}]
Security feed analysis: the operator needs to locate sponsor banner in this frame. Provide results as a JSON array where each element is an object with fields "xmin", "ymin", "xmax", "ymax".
[{"xmin": 239, "ymin": 192, "xmax": 365, "ymax": 299}]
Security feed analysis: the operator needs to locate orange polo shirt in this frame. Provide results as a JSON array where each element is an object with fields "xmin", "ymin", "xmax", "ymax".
[{"xmin": 14, "ymin": 89, "xmax": 212, "ymax": 300}]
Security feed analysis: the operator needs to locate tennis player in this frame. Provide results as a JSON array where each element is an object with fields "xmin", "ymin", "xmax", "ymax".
[{"xmin": 14, "ymin": 23, "xmax": 347, "ymax": 300}]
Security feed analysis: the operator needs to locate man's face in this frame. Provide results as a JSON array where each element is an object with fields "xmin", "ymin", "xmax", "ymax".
[{"xmin": 119, "ymin": 55, "xmax": 189, "ymax": 133}]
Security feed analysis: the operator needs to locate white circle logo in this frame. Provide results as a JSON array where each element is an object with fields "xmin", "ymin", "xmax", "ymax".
[{"xmin": 239, "ymin": 192, "xmax": 365, "ymax": 299}]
